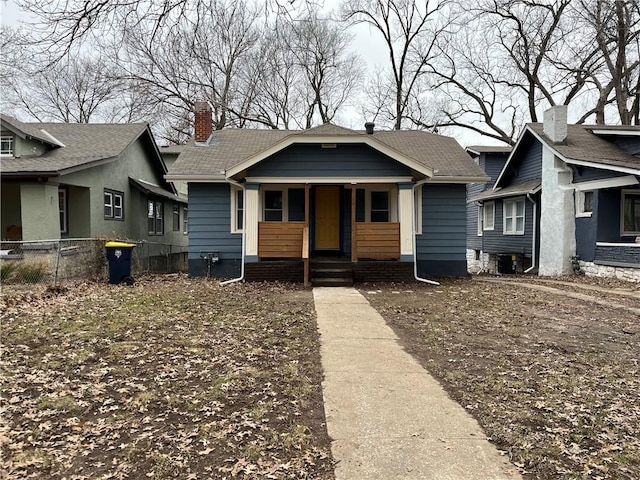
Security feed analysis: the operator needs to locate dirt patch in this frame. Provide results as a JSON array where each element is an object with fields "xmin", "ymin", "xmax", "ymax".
[
  {"xmin": 360, "ymin": 276, "xmax": 640, "ymax": 479},
  {"xmin": 1, "ymin": 275, "xmax": 334, "ymax": 479}
]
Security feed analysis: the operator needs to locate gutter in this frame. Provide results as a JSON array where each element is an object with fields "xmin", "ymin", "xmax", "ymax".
[
  {"xmin": 524, "ymin": 194, "xmax": 537, "ymax": 273},
  {"xmin": 412, "ymin": 179, "xmax": 440, "ymax": 286},
  {"xmin": 220, "ymin": 176, "xmax": 246, "ymax": 286}
]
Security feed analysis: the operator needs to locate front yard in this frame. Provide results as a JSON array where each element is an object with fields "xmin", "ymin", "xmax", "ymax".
[
  {"xmin": 1, "ymin": 276, "xmax": 334, "ymax": 479},
  {"xmin": 2, "ymin": 274, "xmax": 639, "ymax": 479},
  {"xmin": 361, "ymin": 276, "xmax": 640, "ymax": 479}
]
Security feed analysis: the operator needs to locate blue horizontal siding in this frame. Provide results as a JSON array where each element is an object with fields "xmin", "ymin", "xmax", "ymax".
[
  {"xmin": 417, "ymin": 184, "xmax": 467, "ymax": 263},
  {"xmin": 480, "ymin": 196, "xmax": 536, "ymax": 256},
  {"xmin": 611, "ymin": 136, "xmax": 640, "ymax": 156},
  {"xmin": 573, "ymin": 166, "xmax": 627, "ymax": 183},
  {"xmin": 188, "ymin": 183, "xmax": 241, "ymax": 264},
  {"xmin": 247, "ymin": 144, "xmax": 411, "ymax": 178}
]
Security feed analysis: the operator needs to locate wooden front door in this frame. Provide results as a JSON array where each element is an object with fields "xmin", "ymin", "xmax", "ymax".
[{"xmin": 315, "ymin": 186, "xmax": 341, "ymax": 250}]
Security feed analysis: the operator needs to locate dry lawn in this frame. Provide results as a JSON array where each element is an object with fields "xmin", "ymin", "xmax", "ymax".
[
  {"xmin": 1, "ymin": 276, "xmax": 334, "ymax": 479},
  {"xmin": 360, "ymin": 276, "xmax": 640, "ymax": 480}
]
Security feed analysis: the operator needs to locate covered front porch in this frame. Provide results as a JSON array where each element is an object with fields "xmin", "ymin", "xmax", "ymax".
[{"xmin": 243, "ymin": 182, "xmax": 416, "ymax": 285}]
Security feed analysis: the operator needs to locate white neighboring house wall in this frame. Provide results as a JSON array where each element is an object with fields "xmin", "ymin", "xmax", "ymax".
[{"xmin": 538, "ymin": 106, "xmax": 576, "ymax": 276}]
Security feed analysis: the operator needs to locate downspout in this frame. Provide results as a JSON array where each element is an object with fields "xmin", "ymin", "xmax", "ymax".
[
  {"xmin": 412, "ymin": 179, "xmax": 440, "ymax": 286},
  {"xmin": 220, "ymin": 176, "xmax": 246, "ymax": 286},
  {"xmin": 524, "ymin": 193, "xmax": 537, "ymax": 273}
]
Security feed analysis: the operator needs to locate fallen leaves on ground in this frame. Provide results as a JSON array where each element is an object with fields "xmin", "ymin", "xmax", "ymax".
[
  {"xmin": 361, "ymin": 276, "xmax": 640, "ymax": 480},
  {"xmin": 1, "ymin": 275, "xmax": 334, "ymax": 479}
]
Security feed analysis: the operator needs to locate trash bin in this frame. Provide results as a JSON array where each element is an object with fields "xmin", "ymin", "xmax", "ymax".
[{"xmin": 105, "ymin": 241, "xmax": 136, "ymax": 285}]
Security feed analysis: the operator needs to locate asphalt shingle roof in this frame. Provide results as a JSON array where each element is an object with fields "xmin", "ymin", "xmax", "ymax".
[
  {"xmin": 469, "ymin": 178, "xmax": 541, "ymax": 203},
  {"xmin": 1, "ymin": 120, "xmax": 150, "ymax": 175},
  {"xmin": 528, "ymin": 123, "xmax": 640, "ymax": 172},
  {"xmin": 168, "ymin": 125, "xmax": 487, "ymax": 180}
]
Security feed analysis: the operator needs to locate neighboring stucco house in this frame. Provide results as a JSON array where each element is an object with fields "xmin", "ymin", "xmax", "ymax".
[
  {"xmin": 467, "ymin": 106, "xmax": 640, "ymax": 281},
  {"xmin": 1, "ymin": 114, "xmax": 188, "ymax": 244},
  {"xmin": 165, "ymin": 102, "xmax": 488, "ymax": 284}
]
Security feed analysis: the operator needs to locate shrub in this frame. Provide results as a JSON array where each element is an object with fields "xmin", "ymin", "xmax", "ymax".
[
  {"xmin": 14, "ymin": 262, "xmax": 47, "ymax": 283},
  {"xmin": 0, "ymin": 262, "xmax": 19, "ymax": 281}
]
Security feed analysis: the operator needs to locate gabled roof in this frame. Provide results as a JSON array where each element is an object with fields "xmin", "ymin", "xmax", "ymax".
[
  {"xmin": 1, "ymin": 113, "xmax": 65, "ymax": 147},
  {"xmin": 465, "ymin": 145, "xmax": 512, "ymax": 155},
  {"xmin": 495, "ymin": 123, "xmax": 640, "ymax": 188},
  {"xmin": 1, "ymin": 118, "xmax": 162, "ymax": 178},
  {"xmin": 528, "ymin": 123, "xmax": 640, "ymax": 172},
  {"xmin": 167, "ymin": 124, "xmax": 488, "ymax": 183},
  {"xmin": 469, "ymin": 178, "xmax": 541, "ymax": 203}
]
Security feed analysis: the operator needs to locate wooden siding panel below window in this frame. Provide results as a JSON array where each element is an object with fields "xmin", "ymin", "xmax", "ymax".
[
  {"xmin": 355, "ymin": 222, "xmax": 400, "ymax": 260},
  {"xmin": 259, "ymin": 222, "xmax": 305, "ymax": 258}
]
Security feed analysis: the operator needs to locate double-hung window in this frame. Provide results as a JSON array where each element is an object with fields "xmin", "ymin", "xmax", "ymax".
[
  {"xmin": 148, "ymin": 199, "xmax": 163, "ymax": 235},
  {"xmin": 264, "ymin": 190, "xmax": 283, "ymax": 221},
  {"xmin": 173, "ymin": 204, "xmax": 180, "ymax": 231},
  {"xmin": 104, "ymin": 189, "xmax": 124, "ymax": 220},
  {"xmin": 622, "ymin": 190, "xmax": 640, "ymax": 235},
  {"xmin": 503, "ymin": 198, "xmax": 525, "ymax": 235},
  {"xmin": 1, "ymin": 135, "xmax": 13, "ymax": 156},
  {"xmin": 483, "ymin": 201, "xmax": 495, "ymax": 231},
  {"xmin": 370, "ymin": 191, "xmax": 390, "ymax": 222}
]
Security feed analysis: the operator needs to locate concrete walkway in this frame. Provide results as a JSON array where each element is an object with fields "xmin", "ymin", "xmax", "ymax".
[{"xmin": 313, "ymin": 287, "xmax": 523, "ymax": 480}]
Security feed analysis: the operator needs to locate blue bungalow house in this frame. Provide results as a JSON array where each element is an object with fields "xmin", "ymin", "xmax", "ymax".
[
  {"xmin": 468, "ymin": 106, "xmax": 640, "ymax": 281},
  {"xmin": 166, "ymin": 101, "xmax": 488, "ymax": 284}
]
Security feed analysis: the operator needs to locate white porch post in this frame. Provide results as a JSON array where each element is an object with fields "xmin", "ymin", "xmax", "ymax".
[
  {"xmin": 244, "ymin": 183, "xmax": 260, "ymax": 262},
  {"xmin": 398, "ymin": 182, "xmax": 414, "ymax": 261}
]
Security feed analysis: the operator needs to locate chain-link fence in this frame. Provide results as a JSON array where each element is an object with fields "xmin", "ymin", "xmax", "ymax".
[{"xmin": 1, "ymin": 238, "xmax": 188, "ymax": 291}]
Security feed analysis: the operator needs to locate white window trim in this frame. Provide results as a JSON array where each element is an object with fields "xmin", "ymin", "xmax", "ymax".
[
  {"xmin": 1, "ymin": 135, "xmax": 14, "ymax": 156},
  {"xmin": 231, "ymin": 186, "xmax": 244, "ymax": 233},
  {"xmin": 59, "ymin": 188, "xmax": 68, "ymax": 234},
  {"xmin": 477, "ymin": 205, "xmax": 483, "ymax": 236},
  {"xmin": 483, "ymin": 201, "xmax": 495, "ymax": 231},
  {"xmin": 621, "ymin": 189, "xmax": 640, "ymax": 236},
  {"xmin": 358, "ymin": 185, "xmax": 398, "ymax": 222},
  {"xmin": 148, "ymin": 198, "xmax": 164, "ymax": 235},
  {"xmin": 575, "ymin": 190, "xmax": 593, "ymax": 218},
  {"xmin": 104, "ymin": 189, "xmax": 124, "ymax": 220},
  {"xmin": 503, "ymin": 197, "xmax": 525, "ymax": 235}
]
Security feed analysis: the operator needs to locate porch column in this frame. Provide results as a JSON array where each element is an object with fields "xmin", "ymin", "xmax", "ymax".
[
  {"xmin": 20, "ymin": 183, "xmax": 61, "ymax": 240},
  {"xmin": 398, "ymin": 182, "xmax": 414, "ymax": 261},
  {"xmin": 244, "ymin": 183, "xmax": 260, "ymax": 262},
  {"xmin": 351, "ymin": 183, "xmax": 357, "ymax": 262}
]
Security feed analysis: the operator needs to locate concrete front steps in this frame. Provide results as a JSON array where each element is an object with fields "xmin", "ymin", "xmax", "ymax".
[{"xmin": 311, "ymin": 259, "xmax": 354, "ymax": 287}]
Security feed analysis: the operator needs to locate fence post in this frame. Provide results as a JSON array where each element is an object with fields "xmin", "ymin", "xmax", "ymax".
[{"xmin": 53, "ymin": 239, "xmax": 62, "ymax": 287}]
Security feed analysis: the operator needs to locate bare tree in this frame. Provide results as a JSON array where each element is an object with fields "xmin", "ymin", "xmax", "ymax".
[
  {"xmin": 16, "ymin": 0, "xmax": 316, "ymax": 60},
  {"xmin": 576, "ymin": 0, "xmax": 640, "ymax": 125},
  {"xmin": 283, "ymin": 13, "xmax": 364, "ymax": 128},
  {"xmin": 342, "ymin": 0, "xmax": 452, "ymax": 129},
  {"xmin": 3, "ymin": 51, "xmax": 127, "ymax": 123}
]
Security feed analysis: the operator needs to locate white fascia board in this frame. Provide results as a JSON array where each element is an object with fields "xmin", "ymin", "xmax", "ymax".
[
  {"xmin": 38, "ymin": 129, "xmax": 66, "ymax": 147},
  {"xmin": 164, "ymin": 174, "xmax": 226, "ymax": 183},
  {"xmin": 573, "ymin": 175, "xmax": 639, "ymax": 191},
  {"xmin": 244, "ymin": 176, "xmax": 414, "ymax": 184},
  {"xmin": 591, "ymin": 129, "xmax": 640, "ymax": 136},
  {"xmin": 225, "ymin": 134, "xmax": 434, "ymax": 178},
  {"xmin": 561, "ymin": 157, "xmax": 640, "ymax": 176}
]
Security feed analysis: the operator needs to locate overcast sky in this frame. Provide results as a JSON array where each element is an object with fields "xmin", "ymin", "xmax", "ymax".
[{"xmin": 0, "ymin": 0, "xmax": 492, "ymax": 146}]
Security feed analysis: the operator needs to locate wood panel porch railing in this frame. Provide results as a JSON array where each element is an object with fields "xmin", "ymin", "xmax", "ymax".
[
  {"xmin": 354, "ymin": 222, "xmax": 400, "ymax": 260},
  {"xmin": 258, "ymin": 221, "xmax": 305, "ymax": 258}
]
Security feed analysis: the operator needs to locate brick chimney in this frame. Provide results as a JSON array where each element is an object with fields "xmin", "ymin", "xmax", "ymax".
[
  {"xmin": 194, "ymin": 101, "xmax": 212, "ymax": 143},
  {"xmin": 543, "ymin": 105, "xmax": 567, "ymax": 143}
]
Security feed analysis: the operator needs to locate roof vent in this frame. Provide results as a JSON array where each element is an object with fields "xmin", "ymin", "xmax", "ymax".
[{"xmin": 365, "ymin": 122, "xmax": 375, "ymax": 135}]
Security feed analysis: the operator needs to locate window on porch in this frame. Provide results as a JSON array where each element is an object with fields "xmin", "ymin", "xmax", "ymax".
[{"xmin": 622, "ymin": 190, "xmax": 640, "ymax": 235}]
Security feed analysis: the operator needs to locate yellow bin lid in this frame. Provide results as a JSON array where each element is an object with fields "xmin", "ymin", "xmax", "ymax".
[{"xmin": 105, "ymin": 241, "xmax": 136, "ymax": 248}]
